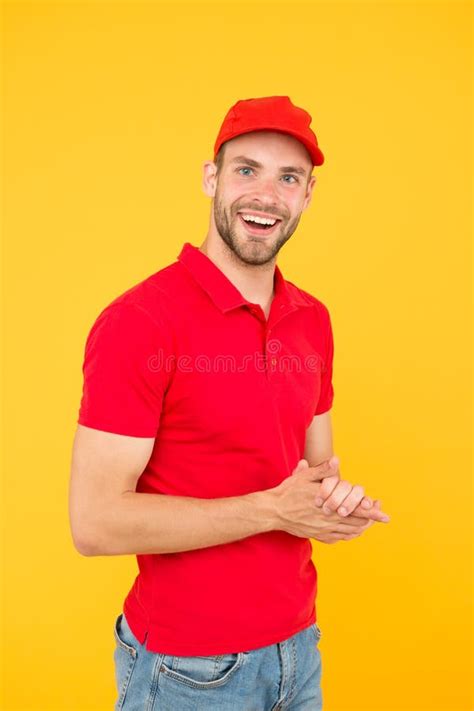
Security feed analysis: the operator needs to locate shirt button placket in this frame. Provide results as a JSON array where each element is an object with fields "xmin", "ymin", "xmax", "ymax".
[{"xmin": 264, "ymin": 325, "xmax": 277, "ymax": 381}]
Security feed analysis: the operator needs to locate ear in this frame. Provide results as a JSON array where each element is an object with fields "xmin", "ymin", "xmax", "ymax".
[
  {"xmin": 302, "ymin": 175, "xmax": 316, "ymax": 211},
  {"xmin": 202, "ymin": 161, "xmax": 218, "ymax": 198}
]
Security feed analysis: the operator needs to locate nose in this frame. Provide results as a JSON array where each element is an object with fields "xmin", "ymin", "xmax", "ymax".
[{"xmin": 250, "ymin": 175, "xmax": 280, "ymax": 207}]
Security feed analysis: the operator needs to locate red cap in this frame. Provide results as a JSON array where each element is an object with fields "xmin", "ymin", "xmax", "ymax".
[{"xmin": 213, "ymin": 96, "xmax": 324, "ymax": 167}]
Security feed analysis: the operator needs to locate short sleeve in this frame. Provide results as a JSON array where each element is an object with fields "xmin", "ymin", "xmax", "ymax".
[
  {"xmin": 77, "ymin": 302, "xmax": 173, "ymax": 437},
  {"xmin": 314, "ymin": 308, "xmax": 334, "ymax": 415}
]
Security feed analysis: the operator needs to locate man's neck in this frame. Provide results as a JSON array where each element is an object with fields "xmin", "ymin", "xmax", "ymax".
[{"xmin": 198, "ymin": 238, "xmax": 276, "ymax": 313}]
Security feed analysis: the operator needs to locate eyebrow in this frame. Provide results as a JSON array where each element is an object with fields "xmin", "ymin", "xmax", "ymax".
[{"xmin": 229, "ymin": 155, "xmax": 308, "ymax": 177}]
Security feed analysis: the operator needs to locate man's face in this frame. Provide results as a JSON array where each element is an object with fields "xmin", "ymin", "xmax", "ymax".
[{"xmin": 205, "ymin": 131, "xmax": 316, "ymax": 266}]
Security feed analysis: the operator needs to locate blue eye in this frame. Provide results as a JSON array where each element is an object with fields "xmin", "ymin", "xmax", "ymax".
[{"xmin": 236, "ymin": 167, "xmax": 299, "ymax": 183}]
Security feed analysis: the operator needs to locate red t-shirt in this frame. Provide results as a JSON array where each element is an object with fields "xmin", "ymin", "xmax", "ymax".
[{"xmin": 77, "ymin": 242, "xmax": 334, "ymax": 655}]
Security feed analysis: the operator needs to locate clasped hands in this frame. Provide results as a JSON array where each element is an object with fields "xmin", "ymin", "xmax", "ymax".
[{"xmin": 307, "ymin": 454, "xmax": 390, "ymax": 544}]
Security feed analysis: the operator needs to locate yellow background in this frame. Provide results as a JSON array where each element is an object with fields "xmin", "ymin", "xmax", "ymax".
[{"xmin": 2, "ymin": 0, "xmax": 472, "ymax": 709}]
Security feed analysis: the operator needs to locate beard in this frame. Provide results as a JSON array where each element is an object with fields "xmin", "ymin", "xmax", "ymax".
[{"xmin": 213, "ymin": 188, "xmax": 302, "ymax": 266}]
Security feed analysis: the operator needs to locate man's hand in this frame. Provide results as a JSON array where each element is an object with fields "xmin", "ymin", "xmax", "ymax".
[
  {"xmin": 311, "ymin": 500, "xmax": 382, "ymax": 544},
  {"xmin": 312, "ymin": 456, "xmax": 390, "ymax": 523},
  {"xmin": 269, "ymin": 458, "xmax": 390, "ymax": 541}
]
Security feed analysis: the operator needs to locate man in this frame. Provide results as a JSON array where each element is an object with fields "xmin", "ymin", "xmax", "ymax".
[{"xmin": 69, "ymin": 96, "xmax": 390, "ymax": 710}]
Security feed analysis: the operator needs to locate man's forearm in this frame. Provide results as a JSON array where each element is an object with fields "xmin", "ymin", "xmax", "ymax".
[{"xmin": 83, "ymin": 489, "xmax": 278, "ymax": 556}]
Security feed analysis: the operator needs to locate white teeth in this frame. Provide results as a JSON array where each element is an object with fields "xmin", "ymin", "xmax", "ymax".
[{"xmin": 241, "ymin": 214, "xmax": 277, "ymax": 226}]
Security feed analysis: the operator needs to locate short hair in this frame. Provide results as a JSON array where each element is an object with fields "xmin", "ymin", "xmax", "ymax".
[{"xmin": 214, "ymin": 142, "xmax": 227, "ymax": 175}]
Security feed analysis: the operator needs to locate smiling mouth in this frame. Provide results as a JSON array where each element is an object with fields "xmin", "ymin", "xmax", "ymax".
[{"xmin": 237, "ymin": 214, "xmax": 282, "ymax": 237}]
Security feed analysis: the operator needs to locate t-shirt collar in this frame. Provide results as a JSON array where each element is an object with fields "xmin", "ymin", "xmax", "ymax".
[{"xmin": 177, "ymin": 242, "xmax": 311, "ymax": 314}]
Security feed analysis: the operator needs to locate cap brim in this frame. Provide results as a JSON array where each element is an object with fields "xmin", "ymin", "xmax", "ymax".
[{"xmin": 214, "ymin": 125, "xmax": 324, "ymax": 166}]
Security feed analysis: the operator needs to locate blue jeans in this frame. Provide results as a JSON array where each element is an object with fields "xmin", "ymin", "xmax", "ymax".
[{"xmin": 113, "ymin": 611, "xmax": 323, "ymax": 710}]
